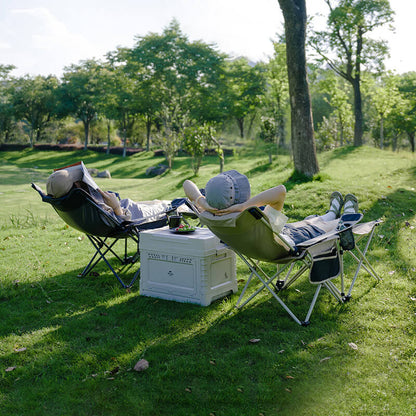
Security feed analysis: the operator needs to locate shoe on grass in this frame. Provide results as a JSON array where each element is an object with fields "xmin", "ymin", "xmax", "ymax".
[
  {"xmin": 344, "ymin": 193, "xmax": 359, "ymax": 214},
  {"xmin": 328, "ymin": 191, "xmax": 344, "ymax": 218}
]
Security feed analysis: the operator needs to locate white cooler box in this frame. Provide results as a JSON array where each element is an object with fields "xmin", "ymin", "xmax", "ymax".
[{"xmin": 139, "ymin": 227, "xmax": 237, "ymax": 306}]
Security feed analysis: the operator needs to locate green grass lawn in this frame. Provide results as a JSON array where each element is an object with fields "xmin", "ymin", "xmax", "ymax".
[{"xmin": 0, "ymin": 147, "xmax": 415, "ymax": 415}]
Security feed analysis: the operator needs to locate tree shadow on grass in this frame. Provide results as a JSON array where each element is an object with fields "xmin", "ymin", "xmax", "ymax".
[{"xmin": 0, "ymin": 263, "xmax": 346, "ymax": 415}]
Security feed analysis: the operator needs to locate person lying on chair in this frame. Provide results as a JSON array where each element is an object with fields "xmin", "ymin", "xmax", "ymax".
[
  {"xmin": 46, "ymin": 169, "xmax": 171, "ymax": 222},
  {"xmin": 183, "ymin": 170, "xmax": 359, "ymax": 247}
]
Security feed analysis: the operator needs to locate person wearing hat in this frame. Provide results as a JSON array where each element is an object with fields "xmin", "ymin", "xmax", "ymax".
[
  {"xmin": 183, "ymin": 170, "xmax": 359, "ymax": 246},
  {"xmin": 46, "ymin": 169, "xmax": 171, "ymax": 222}
]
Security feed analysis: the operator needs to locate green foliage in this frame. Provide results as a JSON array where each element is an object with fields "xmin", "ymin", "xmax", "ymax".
[
  {"xmin": 11, "ymin": 75, "xmax": 60, "ymax": 147},
  {"xmin": 309, "ymin": 0, "xmax": 395, "ymax": 145},
  {"xmin": 0, "ymin": 66, "xmax": 17, "ymax": 143},
  {"xmin": 366, "ymin": 73, "xmax": 404, "ymax": 149},
  {"xmin": 259, "ymin": 116, "xmax": 277, "ymax": 163},
  {"xmin": 310, "ymin": 0, "xmax": 394, "ymax": 74},
  {"xmin": 315, "ymin": 70, "xmax": 354, "ymax": 147},
  {"xmin": 3, "ymin": 13, "xmax": 416, "ymax": 161},
  {"xmin": 182, "ymin": 124, "xmax": 212, "ymax": 175},
  {"xmin": 395, "ymin": 72, "xmax": 416, "ymax": 151},
  {"xmin": 263, "ymin": 38, "xmax": 289, "ymax": 148},
  {"xmin": 129, "ymin": 19, "xmax": 227, "ymax": 137},
  {"xmin": 223, "ymin": 58, "xmax": 266, "ymax": 138},
  {"xmin": 59, "ymin": 60, "xmax": 106, "ymax": 149},
  {"xmin": 152, "ymin": 98, "xmax": 187, "ymax": 169}
]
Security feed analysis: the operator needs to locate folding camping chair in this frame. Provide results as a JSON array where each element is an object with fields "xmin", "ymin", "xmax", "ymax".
[
  {"xmin": 337, "ymin": 218, "xmax": 383, "ymax": 300},
  {"xmin": 192, "ymin": 204, "xmax": 376, "ymax": 326},
  {"xmin": 32, "ymin": 183, "xmax": 183, "ymax": 289}
]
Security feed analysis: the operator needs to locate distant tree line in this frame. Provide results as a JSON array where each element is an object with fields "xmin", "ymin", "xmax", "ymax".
[{"xmin": 1, "ymin": 2, "xmax": 415, "ymax": 173}]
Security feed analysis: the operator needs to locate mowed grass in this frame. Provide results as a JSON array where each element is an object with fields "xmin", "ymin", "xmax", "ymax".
[{"xmin": 0, "ymin": 146, "xmax": 415, "ymax": 416}]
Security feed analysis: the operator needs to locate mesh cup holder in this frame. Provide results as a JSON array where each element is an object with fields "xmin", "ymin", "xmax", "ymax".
[{"xmin": 340, "ymin": 227, "xmax": 355, "ymax": 250}]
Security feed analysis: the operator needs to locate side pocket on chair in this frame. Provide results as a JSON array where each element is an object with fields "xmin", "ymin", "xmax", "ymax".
[{"xmin": 308, "ymin": 241, "xmax": 340, "ymax": 284}]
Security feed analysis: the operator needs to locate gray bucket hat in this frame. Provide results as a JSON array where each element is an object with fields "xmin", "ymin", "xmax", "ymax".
[
  {"xmin": 46, "ymin": 168, "xmax": 83, "ymax": 198},
  {"xmin": 205, "ymin": 170, "xmax": 251, "ymax": 209}
]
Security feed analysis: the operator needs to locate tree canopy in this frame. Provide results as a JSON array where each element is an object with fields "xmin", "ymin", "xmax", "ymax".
[{"xmin": 310, "ymin": 0, "xmax": 394, "ymax": 146}]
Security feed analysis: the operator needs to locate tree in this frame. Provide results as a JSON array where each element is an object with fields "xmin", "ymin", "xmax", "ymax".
[
  {"xmin": 259, "ymin": 116, "xmax": 278, "ymax": 163},
  {"xmin": 223, "ymin": 58, "xmax": 266, "ymax": 139},
  {"xmin": 99, "ymin": 60, "xmax": 139, "ymax": 157},
  {"xmin": 129, "ymin": 19, "xmax": 226, "ymax": 150},
  {"xmin": 59, "ymin": 60, "xmax": 104, "ymax": 150},
  {"xmin": 277, "ymin": 0, "xmax": 319, "ymax": 176},
  {"xmin": 12, "ymin": 75, "xmax": 59, "ymax": 147},
  {"xmin": 309, "ymin": 0, "xmax": 394, "ymax": 146},
  {"xmin": 0, "ymin": 65, "xmax": 16, "ymax": 143},
  {"xmin": 182, "ymin": 124, "xmax": 212, "ymax": 175},
  {"xmin": 396, "ymin": 72, "xmax": 416, "ymax": 152},
  {"xmin": 385, "ymin": 96, "xmax": 411, "ymax": 151},
  {"xmin": 367, "ymin": 73, "xmax": 402, "ymax": 149},
  {"xmin": 318, "ymin": 70, "xmax": 354, "ymax": 146},
  {"xmin": 265, "ymin": 38, "xmax": 289, "ymax": 148},
  {"xmin": 153, "ymin": 98, "xmax": 185, "ymax": 169}
]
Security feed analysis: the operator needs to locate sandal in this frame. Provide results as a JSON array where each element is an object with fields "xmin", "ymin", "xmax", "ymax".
[
  {"xmin": 328, "ymin": 191, "xmax": 344, "ymax": 218},
  {"xmin": 343, "ymin": 193, "xmax": 358, "ymax": 214}
]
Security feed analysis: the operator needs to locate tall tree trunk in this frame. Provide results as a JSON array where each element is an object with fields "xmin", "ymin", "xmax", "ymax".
[
  {"xmin": 277, "ymin": 113, "xmax": 286, "ymax": 148},
  {"xmin": 407, "ymin": 132, "xmax": 415, "ymax": 153},
  {"xmin": 352, "ymin": 78, "xmax": 363, "ymax": 146},
  {"xmin": 122, "ymin": 128, "xmax": 127, "ymax": 158},
  {"xmin": 380, "ymin": 117, "xmax": 384, "ymax": 149},
  {"xmin": 146, "ymin": 115, "xmax": 152, "ymax": 151},
  {"xmin": 339, "ymin": 117, "xmax": 344, "ymax": 147},
  {"xmin": 278, "ymin": 0, "xmax": 319, "ymax": 177},
  {"xmin": 209, "ymin": 129, "xmax": 224, "ymax": 173},
  {"xmin": 247, "ymin": 113, "xmax": 256, "ymax": 138},
  {"xmin": 392, "ymin": 131, "xmax": 398, "ymax": 152},
  {"xmin": 83, "ymin": 121, "xmax": 89, "ymax": 151},
  {"xmin": 106, "ymin": 122, "xmax": 111, "ymax": 155},
  {"xmin": 29, "ymin": 129, "xmax": 34, "ymax": 148},
  {"xmin": 236, "ymin": 118, "xmax": 244, "ymax": 138}
]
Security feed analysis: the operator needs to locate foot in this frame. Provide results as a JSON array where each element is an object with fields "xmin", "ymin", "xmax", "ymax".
[
  {"xmin": 343, "ymin": 193, "xmax": 358, "ymax": 214},
  {"xmin": 328, "ymin": 191, "xmax": 344, "ymax": 218}
]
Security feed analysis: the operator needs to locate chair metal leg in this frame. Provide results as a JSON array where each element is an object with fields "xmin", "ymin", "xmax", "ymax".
[
  {"xmin": 304, "ymin": 285, "xmax": 322, "ymax": 325},
  {"xmin": 346, "ymin": 227, "xmax": 380, "ymax": 298},
  {"xmin": 339, "ymin": 248, "xmax": 345, "ymax": 297},
  {"xmin": 79, "ymin": 235, "xmax": 140, "ymax": 289},
  {"xmin": 235, "ymin": 258, "xmax": 279, "ymax": 309},
  {"xmin": 78, "ymin": 236, "xmax": 121, "ymax": 277},
  {"xmin": 234, "ymin": 252, "xmax": 310, "ymax": 326},
  {"xmin": 324, "ymin": 280, "xmax": 344, "ymax": 303}
]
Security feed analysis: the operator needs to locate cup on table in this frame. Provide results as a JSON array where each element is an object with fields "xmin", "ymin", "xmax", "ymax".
[{"xmin": 168, "ymin": 215, "xmax": 182, "ymax": 229}]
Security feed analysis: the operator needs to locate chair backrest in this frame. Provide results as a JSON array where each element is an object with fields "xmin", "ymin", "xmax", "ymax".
[
  {"xmin": 198, "ymin": 206, "xmax": 293, "ymax": 263},
  {"xmin": 32, "ymin": 184, "xmax": 124, "ymax": 238}
]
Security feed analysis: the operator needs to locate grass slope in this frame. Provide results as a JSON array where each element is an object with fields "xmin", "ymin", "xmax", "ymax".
[{"xmin": 0, "ymin": 147, "xmax": 415, "ymax": 415}]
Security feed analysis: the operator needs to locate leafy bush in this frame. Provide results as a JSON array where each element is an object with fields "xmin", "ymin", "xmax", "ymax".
[{"xmin": 182, "ymin": 124, "xmax": 212, "ymax": 175}]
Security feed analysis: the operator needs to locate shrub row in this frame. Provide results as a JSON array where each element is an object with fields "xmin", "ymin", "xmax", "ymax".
[
  {"xmin": 0, "ymin": 143, "xmax": 145, "ymax": 155},
  {"xmin": 0, "ymin": 143, "xmax": 234, "ymax": 157}
]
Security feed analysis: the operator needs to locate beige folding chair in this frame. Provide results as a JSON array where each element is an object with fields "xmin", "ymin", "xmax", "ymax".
[{"xmin": 194, "ymin": 206, "xmax": 348, "ymax": 326}]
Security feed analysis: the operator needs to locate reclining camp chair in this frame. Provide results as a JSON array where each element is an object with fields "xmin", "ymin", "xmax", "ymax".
[
  {"xmin": 191, "ymin": 203, "xmax": 380, "ymax": 326},
  {"xmin": 32, "ymin": 183, "xmax": 184, "ymax": 289}
]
